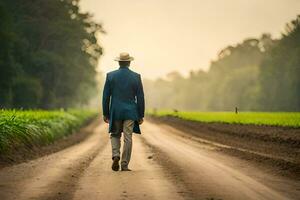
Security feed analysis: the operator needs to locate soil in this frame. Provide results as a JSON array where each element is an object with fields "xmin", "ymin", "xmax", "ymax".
[
  {"xmin": 0, "ymin": 118, "xmax": 100, "ymax": 168},
  {"xmin": 148, "ymin": 116, "xmax": 300, "ymax": 179},
  {"xmin": 0, "ymin": 119, "xmax": 299, "ymax": 200}
]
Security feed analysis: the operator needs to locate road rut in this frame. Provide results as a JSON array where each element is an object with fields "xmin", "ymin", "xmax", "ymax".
[{"xmin": 0, "ymin": 120, "xmax": 299, "ymax": 200}]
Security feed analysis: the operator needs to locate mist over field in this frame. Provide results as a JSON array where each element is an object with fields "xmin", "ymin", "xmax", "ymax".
[
  {"xmin": 0, "ymin": 0, "xmax": 299, "ymax": 112},
  {"xmin": 144, "ymin": 21, "xmax": 300, "ymax": 112}
]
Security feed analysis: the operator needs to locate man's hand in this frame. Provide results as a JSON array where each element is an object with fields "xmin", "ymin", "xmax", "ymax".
[
  {"xmin": 138, "ymin": 118, "xmax": 144, "ymax": 125},
  {"xmin": 103, "ymin": 116, "xmax": 109, "ymax": 123}
]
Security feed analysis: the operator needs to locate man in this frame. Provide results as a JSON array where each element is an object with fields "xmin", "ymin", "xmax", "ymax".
[{"xmin": 102, "ymin": 52, "xmax": 145, "ymax": 171}]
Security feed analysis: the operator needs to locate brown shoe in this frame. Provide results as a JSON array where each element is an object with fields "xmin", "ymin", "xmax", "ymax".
[
  {"xmin": 112, "ymin": 157, "xmax": 120, "ymax": 171},
  {"xmin": 121, "ymin": 165, "xmax": 131, "ymax": 171},
  {"xmin": 121, "ymin": 167, "xmax": 132, "ymax": 171}
]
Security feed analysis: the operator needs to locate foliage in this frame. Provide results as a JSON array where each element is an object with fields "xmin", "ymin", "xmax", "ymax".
[
  {"xmin": 144, "ymin": 16, "xmax": 300, "ymax": 112},
  {"xmin": 0, "ymin": 109, "xmax": 97, "ymax": 153},
  {"xmin": 149, "ymin": 110, "xmax": 300, "ymax": 128},
  {"xmin": 0, "ymin": 0, "xmax": 104, "ymax": 109},
  {"xmin": 259, "ymin": 16, "xmax": 300, "ymax": 111}
]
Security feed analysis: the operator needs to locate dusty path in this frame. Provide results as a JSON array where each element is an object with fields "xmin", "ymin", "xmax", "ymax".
[{"xmin": 0, "ymin": 120, "xmax": 299, "ymax": 200}]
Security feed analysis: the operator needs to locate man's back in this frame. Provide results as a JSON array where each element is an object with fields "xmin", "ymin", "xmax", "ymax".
[
  {"xmin": 102, "ymin": 52, "xmax": 144, "ymax": 171},
  {"xmin": 108, "ymin": 67, "xmax": 140, "ymax": 104},
  {"xmin": 102, "ymin": 65, "xmax": 144, "ymax": 132}
]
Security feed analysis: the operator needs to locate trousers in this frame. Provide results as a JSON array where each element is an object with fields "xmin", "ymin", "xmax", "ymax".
[{"xmin": 110, "ymin": 120, "xmax": 134, "ymax": 166}]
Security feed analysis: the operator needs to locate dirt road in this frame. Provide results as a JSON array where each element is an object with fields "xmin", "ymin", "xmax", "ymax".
[{"xmin": 0, "ymin": 120, "xmax": 299, "ymax": 200}]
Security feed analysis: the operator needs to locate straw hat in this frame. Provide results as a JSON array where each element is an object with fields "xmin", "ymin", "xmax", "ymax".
[{"xmin": 114, "ymin": 52, "xmax": 134, "ymax": 61}]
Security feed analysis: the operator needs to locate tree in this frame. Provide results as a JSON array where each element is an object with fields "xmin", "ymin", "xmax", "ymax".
[
  {"xmin": 259, "ymin": 15, "xmax": 300, "ymax": 111},
  {"xmin": 0, "ymin": 0, "xmax": 104, "ymax": 109},
  {"xmin": 0, "ymin": 2, "xmax": 16, "ymax": 107}
]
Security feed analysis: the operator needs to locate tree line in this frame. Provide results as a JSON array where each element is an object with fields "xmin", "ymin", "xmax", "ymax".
[
  {"xmin": 144, "ymin": 15, "xmax": 300, "ymax": 111},
  {"xmin": 0, "ymin": 0, "xmax": 104, "ymax": 109}
]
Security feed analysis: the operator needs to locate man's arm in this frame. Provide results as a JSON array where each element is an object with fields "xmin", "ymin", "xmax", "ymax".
[
  {"xmin": 137, "ymin": 74, "xmax": 145, "ymax": 124},
  {"xmin": 102, "ymin": 74, "xmax": 111, "ymax": 123}
]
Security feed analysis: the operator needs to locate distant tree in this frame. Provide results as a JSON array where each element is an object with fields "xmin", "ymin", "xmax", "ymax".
[
  {"xmin": 0, "ymin": 0, "xmax": 104, "ymax": 109},
  {"xmin": 259, "ymin": 15, "xmax": 300, "ymax": 111},
  {"xmin": 138, "ymin": 16, "xmax": 299, "ymax": 112},
  {"xmin": 206, "ymin": 38, "xmax": 265, "ymax": 110},
  {"xmin": 0, "ymin": 2, "xmax": 15, "ymax": 107},
  {"xmin": 11, "ymin": 77, "xmax": 43, "ymax": 108}
]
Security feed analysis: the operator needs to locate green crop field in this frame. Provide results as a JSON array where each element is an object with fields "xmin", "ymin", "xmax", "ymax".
[
  {"xmin": 148, "ymin": 110, "xmax": 300, "ymax": 128},
  {"xmin": 0, "ymin": 109, "xmax": 97, "ymax": 154}
]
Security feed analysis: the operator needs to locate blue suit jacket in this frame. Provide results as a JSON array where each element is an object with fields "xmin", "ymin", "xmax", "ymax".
[{"xmin": 102, "ymin": 66, "xmax": 145, "ymax": 134}]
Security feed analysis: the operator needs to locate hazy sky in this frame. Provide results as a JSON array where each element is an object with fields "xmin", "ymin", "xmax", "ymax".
[{"xmin": 80, "ymin": 0, "xmax": 300, "ymax": 79}]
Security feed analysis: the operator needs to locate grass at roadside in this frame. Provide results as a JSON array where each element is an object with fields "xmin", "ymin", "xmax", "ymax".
[
  {"xmin": 0, "ymin": 109, "xmax": 97, "ymax": 154},
  {"xmin": 148, "ymin": 110, "xmax": 300, "ymax": 128}
]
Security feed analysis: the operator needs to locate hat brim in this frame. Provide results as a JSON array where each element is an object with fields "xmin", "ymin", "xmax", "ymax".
[{"xmin": 114, "ymin": 57, "xmax": 134, "ymax": 61}]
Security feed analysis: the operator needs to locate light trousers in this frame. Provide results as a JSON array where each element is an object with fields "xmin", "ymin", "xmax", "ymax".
[{"xmin": 110, "ymin": 120, "xmax": 134, "ymax": 166}]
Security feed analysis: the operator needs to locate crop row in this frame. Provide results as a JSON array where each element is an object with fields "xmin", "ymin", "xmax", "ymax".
[
  {"xmin": 0, "ymin": 109, "xmax": 97, "ymax": 154},
  {"xmin": 148, "ymin": 110, "xmax": 300, "ymax": 128}
]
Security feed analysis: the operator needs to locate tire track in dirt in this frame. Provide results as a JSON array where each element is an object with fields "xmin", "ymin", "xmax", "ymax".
[
  {"xmin": 73, "ymin": 134, "xmax": 185, "ymax": 200},
  {"xmin": 0, "ymin": 122, "xmax": 108, "ymax": 200},
  {"xmin": 39, "ymin": 133, "xmax": 108, "ymax": 200},
  {"xmin": 140, "ymin": 136, "xmax": 197, "ymax": 200},
  {"xmin": 1, "ymin": 120, "xmax": 299, "ymax": 200},
  {"xmin": 149, "ymin": 117, "xmax": 300, "ymax": 179},
  {"xmin": 141, "ymin": 121, "xmax": 299, "ymax": 200},
  {"xmin": 158, "ymin": 123, "xmax": 300, "ymax": 178}
]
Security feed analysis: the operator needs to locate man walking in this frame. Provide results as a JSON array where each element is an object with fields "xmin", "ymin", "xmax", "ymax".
[{"xmin": 102, "ymin": 52, "xmax": 145, "ymax": 171}]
